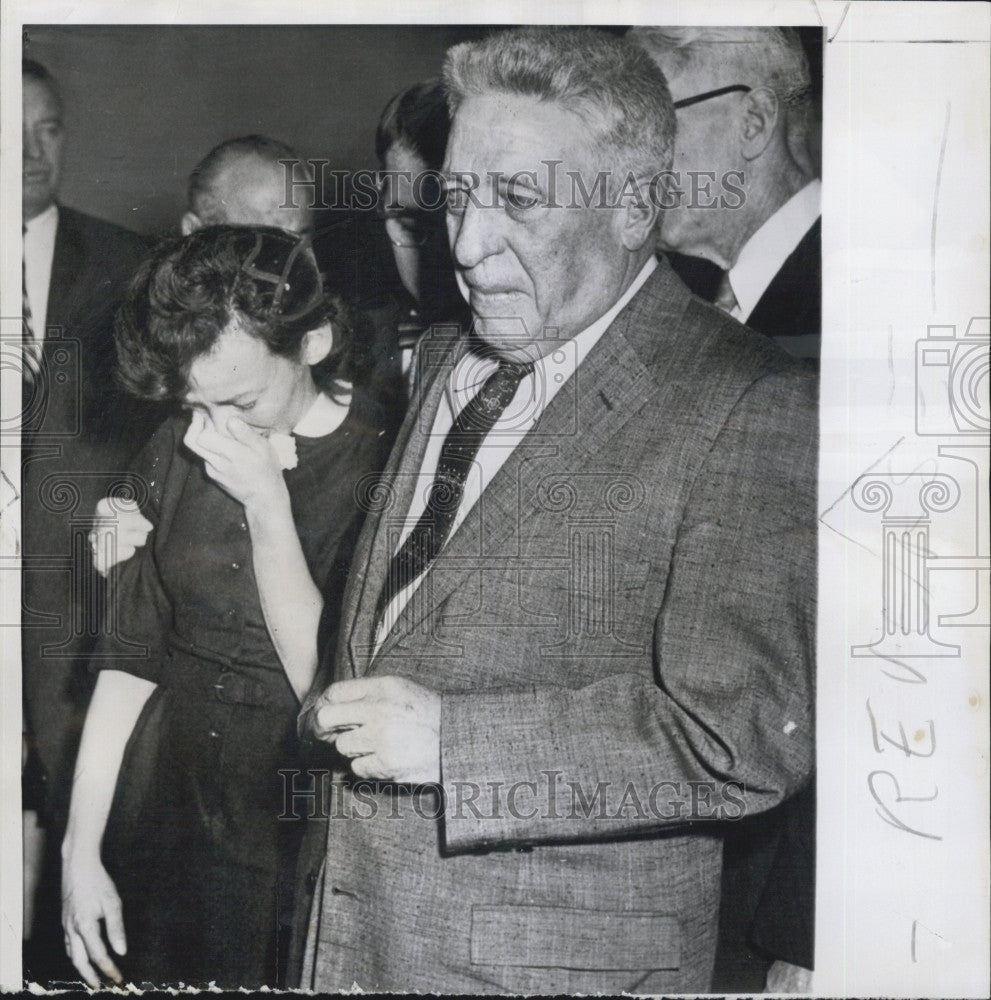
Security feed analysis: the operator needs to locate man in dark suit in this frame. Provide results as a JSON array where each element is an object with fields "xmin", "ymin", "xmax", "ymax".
[
  {"xmin": 630, "ymin": 27, "xmax": 821, "ymax": 366},
  {"xmin": 21, "ymin": 58, "xmax": 156, "ymax": 980},
  {"xmin": 294, "ymin": 28, "xmax": 816, "ymax": 994},
  {"xmin": 630, "ymin": 27, "xmax": 820, "ymax": 991}
]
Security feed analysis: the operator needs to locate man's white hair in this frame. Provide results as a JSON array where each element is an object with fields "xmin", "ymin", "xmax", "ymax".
[
  {"xmin": 628, "ymin": 26, "xmax": 810, "ymax": 102},
  {"xmin": 629, "ymin": 26, "xmax": 815, "ymax": 173},
  {"xmin": 444, "ymin": 27, "xmax": 676, "ymax": 180}
]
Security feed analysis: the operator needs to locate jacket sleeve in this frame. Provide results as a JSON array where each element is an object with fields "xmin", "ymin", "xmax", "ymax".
[{"xmin": 440, "ymin": 367, "xmax": 817, "ymax": 851}]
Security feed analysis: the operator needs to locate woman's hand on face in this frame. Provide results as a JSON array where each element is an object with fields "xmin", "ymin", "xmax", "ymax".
[
  {"xmin": 61, "ymin": 855, "xmax": 126, "ymax": 988},
  {"xmin": 183, "ymin": 411, "xmax": 289, "ymax": 512}
]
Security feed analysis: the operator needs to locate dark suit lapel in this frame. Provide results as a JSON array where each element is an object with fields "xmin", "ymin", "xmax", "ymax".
[
  {"xmin": 747, "ymin": 217, "xmax": 821, "ymax": 340},
  {"xmin": 376, "ymin": 263, "xmax": 691, "ymax": 656},
  {"xmin": 46, "ymin": 206, "xmax": 84, "ymax": 330}
]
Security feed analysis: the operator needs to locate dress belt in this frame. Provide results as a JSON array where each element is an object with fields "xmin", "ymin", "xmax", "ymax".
[{"xmin": 165, "ymin": 634, "xmax": 292, "ymax": 709}]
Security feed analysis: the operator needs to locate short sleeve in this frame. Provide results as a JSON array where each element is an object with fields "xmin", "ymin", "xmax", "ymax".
[{"xmin": 87, "ymin": 418, "xmax": 180, "ymax": 684}]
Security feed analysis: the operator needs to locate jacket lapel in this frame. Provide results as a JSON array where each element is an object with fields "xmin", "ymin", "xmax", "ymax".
[
  {"xmin": 346, "ymin": 328, "xmax": 469, "ymax": 674},
  {"xmin": 747, "ymin": 217, "xmax": 821, "ymax": 339},
  {"xmin": 373, "ymin": 262, "xmax": 693, "ymax": 657},
  {"xmin": 46, "ymin": 206, "xmax": 84, "ymax": 329}
]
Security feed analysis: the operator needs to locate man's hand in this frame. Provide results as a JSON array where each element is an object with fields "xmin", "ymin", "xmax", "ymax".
[
  {"xmin": 88, "ymin": 497, "xmax": 153, "ymax": 577},
  {"xmin": 183, "ymin": 411, "xmax": 288, "ymax": 512},
  {"xmin": 308, "ymin": 676, "xmax": 441, "ymax": 784}
]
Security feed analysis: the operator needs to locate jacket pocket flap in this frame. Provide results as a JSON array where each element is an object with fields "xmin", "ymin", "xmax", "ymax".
[{"xmin": 469, "ymin": 904, "xmax": 681, "ymax": 970}]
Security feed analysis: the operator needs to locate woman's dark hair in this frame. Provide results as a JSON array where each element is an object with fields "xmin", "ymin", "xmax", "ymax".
[
  {"xmin": 375, "ymin": 78, "xmax": 450, "ymax": 171},
  {"xmin": 115, "ymin": 225, "xmax": 371, "ymax": 402}
]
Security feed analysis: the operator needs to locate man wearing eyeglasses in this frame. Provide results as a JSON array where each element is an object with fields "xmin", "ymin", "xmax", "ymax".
[
  {"xmin": 372, "ymin": 80, "xmax": 469, "ymax": 409},
  {"xmin": 630, "ymin": 25, "xmax": 819, "ymax": 993},
  {"xmin": 630, "ymin": 27, "xmax": 821, "ymax": 366}
]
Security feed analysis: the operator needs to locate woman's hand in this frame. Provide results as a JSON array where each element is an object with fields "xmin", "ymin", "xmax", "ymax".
[
  {"xmin": 183, "ymin": 411, "xmax": 289, "ymax": 513},
  {"xmin": 61, "ymin": 852, "xmax": 126, "ymax": 988}
]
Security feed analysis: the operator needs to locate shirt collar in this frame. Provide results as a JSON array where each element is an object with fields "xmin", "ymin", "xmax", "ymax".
[
  {"xmin": 451, "ymin": 255, "xmax": 658, "ymax": 398},
  {"xmin": 267, "ymin": 389, "xmax": 351, "ymax": 471},
  {"xmin": 571, "ymin": 254, "xmax": 657, "ymax": 361},
  {"xmin": 728, "ymin": 179, "xmax": 821, "ymax": 322},
  {"xmin": 24, "ymin": 203, "xmax": 58, "ymax": 238},
  {"xmin": 292, "ymin": 388, "xmax": 351, "ymax": 437}
]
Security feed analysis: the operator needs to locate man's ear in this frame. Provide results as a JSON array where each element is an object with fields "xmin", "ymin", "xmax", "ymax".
[
  {"xmin": 180, "ymin": 211, "xmax": 202, "ymax": 236},
  {"xmin": 301, "ymin": 323, "xmax": 334, "ymax": 366},
  {"xmin": 617, "ymin": 173, "xmax": 662, "ymax": 252},
  {"xmin": 740, "ymin": 87, "xmax": 779, "ymax": 161}
]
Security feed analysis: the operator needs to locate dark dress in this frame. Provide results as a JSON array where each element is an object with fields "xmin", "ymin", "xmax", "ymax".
[{"xmin": 90, "ymin": 389, "xmax": 393, "ymax": 989}]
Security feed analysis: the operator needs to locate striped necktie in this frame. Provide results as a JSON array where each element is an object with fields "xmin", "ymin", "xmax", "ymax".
[
  {"xmin": 22, "ymin": 227, "xmax": 42, "ymax": 383},
  {"xmin": 376, "ymin": 357, "xmax": 535, "ymax": 621}
]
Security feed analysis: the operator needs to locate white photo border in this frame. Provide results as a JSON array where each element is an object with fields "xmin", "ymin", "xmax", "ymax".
[{"xmin": 2, "ymin": 2, "xmax": 988, "ymax": 995}]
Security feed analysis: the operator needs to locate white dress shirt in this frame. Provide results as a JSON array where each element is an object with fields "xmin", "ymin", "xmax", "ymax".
[
  {"xmin": 23, "ymin": 204, "xmax": 59, "ymax": 342},
  {"xmin": 374, "ymin": 256, "xmax": 657, "ymax": 651},
  {"xmin": 724, "ymin": 179, "xmax": 821, "ymax": 323}
]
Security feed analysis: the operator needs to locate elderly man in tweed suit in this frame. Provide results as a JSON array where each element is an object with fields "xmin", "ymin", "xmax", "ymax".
[{"xmin": 296, "ymin": 27, "xmax": 816, "ymax": 994}]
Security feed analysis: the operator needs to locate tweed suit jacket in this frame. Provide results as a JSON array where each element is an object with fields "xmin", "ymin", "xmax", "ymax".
[
  {"xmin": 715, "ymin": 217, "xmax": 821, "ymax": 979},
  {"xmin": 297, "ymin": 258, "xmax": 817, "ymax": 994}
]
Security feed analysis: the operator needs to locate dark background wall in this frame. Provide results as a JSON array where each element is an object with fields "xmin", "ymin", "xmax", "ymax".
[
  {"xmin": 24, "ymin": 24, "xmax": 821, "ymax": 243},
  {"xmin": 23, "ymin": 25, "xmax": 487, "ymax": 238}
]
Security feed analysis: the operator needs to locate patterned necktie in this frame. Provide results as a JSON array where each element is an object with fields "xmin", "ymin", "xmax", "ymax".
[
  {"xmin": 714, "ymin": 269, "xmax": 738, "ymax": 315},
  {"xmin": 22, "ymin": 227, "xmax": 42, "ymax": 383},
  {"xmin": 376, "ymin": 357, "xmax": 535, "ymax": 620}
]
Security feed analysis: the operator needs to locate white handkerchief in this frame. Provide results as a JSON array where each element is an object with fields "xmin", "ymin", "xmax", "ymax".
[{"xmin": 269, "ymin": 432, "xmax": 298, "ymax": 471}]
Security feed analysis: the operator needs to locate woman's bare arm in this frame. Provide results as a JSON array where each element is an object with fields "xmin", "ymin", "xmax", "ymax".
[{"xmin": 61, "ymin": 669, "xmax": 156, "ymax": 987}]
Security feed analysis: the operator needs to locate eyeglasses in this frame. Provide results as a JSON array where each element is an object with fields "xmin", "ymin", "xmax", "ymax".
[
  {"xmin": 378, "ymin": 208, "xmax": 442, "ymax": 248},
  {"xmin": 375, "ymin": 170, "xmax": 446, "ymax": 248},
  {"xmin": 672, "ymin": 85, "xmax": 752, "ymax": 110}
]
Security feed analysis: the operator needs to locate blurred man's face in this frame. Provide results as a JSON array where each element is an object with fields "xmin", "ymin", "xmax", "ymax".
[
  {"xmin": 194, "ymin": 156, "xmax": 314, "ymax": 235},
  {"xmin": 653, "ymin": 59, "xmax": 747, "ymax": 259},
  {"xmin": 443, "ymin": 91, "xmax": 631, "ymax": 358},
  {"xmin": 380, "ymin": 141, "xmax": 461, "ymax": 316},
  {"xmin": 23, "ymin": 75, "xmax": 63, "ymax": 221}
]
